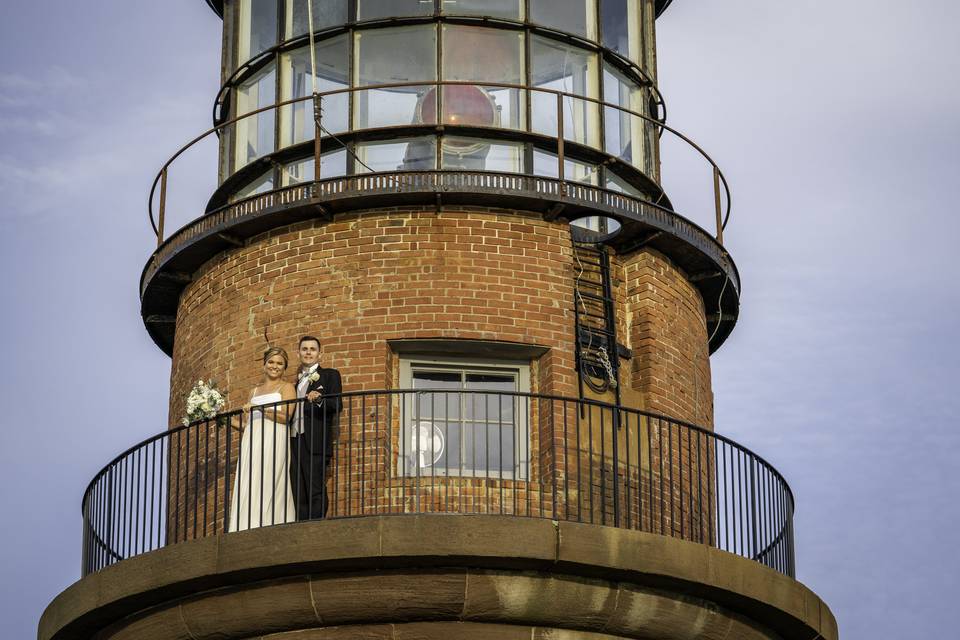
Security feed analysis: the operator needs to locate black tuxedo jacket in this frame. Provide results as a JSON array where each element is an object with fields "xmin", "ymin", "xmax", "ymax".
[{"xmin": 294, "ymin": 366, "xmax": 342, "ymax": 459}]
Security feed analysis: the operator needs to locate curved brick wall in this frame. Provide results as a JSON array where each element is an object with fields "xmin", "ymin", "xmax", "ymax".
[
  {"xmin": 163, "ymin": 208, "xmax": 715, "ymax": 540},
  {"xmin": 620, "ymin": 249, "xmax": 714, "ymax": 428}
]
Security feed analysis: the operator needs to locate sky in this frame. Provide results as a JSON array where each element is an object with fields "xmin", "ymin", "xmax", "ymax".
[{"xmin": 1, "ymin": 1, "xmax": 958, "ymax": 638}]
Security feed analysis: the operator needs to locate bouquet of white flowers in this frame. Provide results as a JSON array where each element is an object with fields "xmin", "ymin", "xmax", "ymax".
[{"xmin": 183, "ymin": 379, "xmax": 227, "ymax": 426}]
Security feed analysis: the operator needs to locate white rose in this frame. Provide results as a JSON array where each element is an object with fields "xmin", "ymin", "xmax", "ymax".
[{"xmin": 309, "ymin": 372, "xmax": 321, "ymax": 383}]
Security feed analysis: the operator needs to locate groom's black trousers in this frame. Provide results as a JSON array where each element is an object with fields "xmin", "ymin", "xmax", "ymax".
[{"xmin": 289, "ymin": 409, "xmax": 337, "ymax": 520}]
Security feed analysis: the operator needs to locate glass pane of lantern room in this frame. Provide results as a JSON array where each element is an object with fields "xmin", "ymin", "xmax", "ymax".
[
  {"xmin": 530, "ymin": 36, "xmax": 600, "ymax": 148},
  {"xmin": 442, "ymin": 25, "xmax": 525, "ymax": 131},
  {"xmin": 281, "ymin": 149, "xmax": 348, "ymax": 185},
  {"xmin": 357, "ymin": 0, "xmax": 435, "ymax": 20},
  {"xmin": 234, "ymin": 63, "xmax": 277, "ymax": 171},
  {"xmin": 285, "ymin": 0, "xmax": 348, "ymax": 39},
  {"xmin": 440, "ymin": 0, "xmax": 523, "ymax": 20},
  {"xmin": 441, "ymin": 137, "xmax": 524, "ymax": 173},
  {"xmin": 280, "ymin": 35, "xmax": 349, "ymax": 148},
  {"xmin": 603, "ymin": 63, "xmax": 653, "ymax": 174},
  {"xmin": 355, "ymin": 137, "xmax": 438, "ymax": 173},
  {"xmin": 602, "ymin": 0, "xmax": 645, "ymax": 65},
  {"xmin": 530, "ymin": 0, "xmax": 597, "ymax": 40},
  {"xmin": 237, "ymin": 0, "xmax": 278, "ymax": 64},
  {"xmin": 532, "ymin": 149, "xmax": 598, "ymax": 185},
  {"xmin": 230, "ymin": 169, "xmax": 275, "ymax": 202},
  {"xmin": 354, "ymin": 26, "xmax": 438, "ymax": 129}
]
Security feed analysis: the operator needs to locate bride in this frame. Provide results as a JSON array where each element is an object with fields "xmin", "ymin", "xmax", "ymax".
[{"xmin": 228, "ymin": 347, "xmax": 298, "ymax": 532}]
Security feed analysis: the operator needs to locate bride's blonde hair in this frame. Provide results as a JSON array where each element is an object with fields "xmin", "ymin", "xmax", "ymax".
[{"xmin": 262, "ymin": 346, "xmax": 289, "ymax": 369}]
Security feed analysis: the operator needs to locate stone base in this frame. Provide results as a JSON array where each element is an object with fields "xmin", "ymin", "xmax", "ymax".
[{"xmin": 39, "ymin": 516, "xmax": 837, "ymax": 640}]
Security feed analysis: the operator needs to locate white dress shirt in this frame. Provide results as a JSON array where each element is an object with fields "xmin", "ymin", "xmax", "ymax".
[{"xmin": 293, "ymin": 363, "xmax": 319, "ymax": 434}]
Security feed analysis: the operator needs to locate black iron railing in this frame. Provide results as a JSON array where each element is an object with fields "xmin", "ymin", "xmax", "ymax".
[
  {"xmin": 149, "ymin": 80, "xmax": 731, "ymax": 247},
  {"xmin": 81, "ymin": 391, "xmax": 794, "ymax": 577}
]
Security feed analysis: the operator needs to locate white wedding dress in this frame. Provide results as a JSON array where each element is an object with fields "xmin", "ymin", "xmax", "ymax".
[{"xmin": 228, "ymin": 391, "xmax": 297, "ymax": 532}]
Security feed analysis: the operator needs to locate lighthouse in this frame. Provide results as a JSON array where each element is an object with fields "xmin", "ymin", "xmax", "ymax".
[{"xmin": 39, "ymin": 2, "xmax": 836, "ymax": 639}]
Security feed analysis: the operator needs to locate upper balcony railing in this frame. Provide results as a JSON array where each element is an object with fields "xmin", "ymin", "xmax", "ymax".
[
  {"xmin": 81, "ymin": 391, "xmax": 794, "ymax": 579},
  {"xmin": 147, "ymin": 80, "xmax": 731, "ymax": 251}
]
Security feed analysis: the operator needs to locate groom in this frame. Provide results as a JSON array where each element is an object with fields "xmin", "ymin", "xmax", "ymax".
[{"xmin": 289, "ymin": 335, "xmax": 342, "ymax": 520}]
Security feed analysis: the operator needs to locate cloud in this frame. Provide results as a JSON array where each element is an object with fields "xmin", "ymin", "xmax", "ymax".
[{"xmin": 0, "ymin": 83, "xmax": 211, "ymax": 220}]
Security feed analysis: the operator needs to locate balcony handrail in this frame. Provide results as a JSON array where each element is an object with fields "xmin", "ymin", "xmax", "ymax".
[
  {"xmin": 80, "ymin": 390, "xmax": 794, "ymax": 578},
  {"xmin": 148, "ymin": 80, "xmax": 731, "ymax": 245},
  {"xmin": 82, "ymin": 391, "xmax": 791, "ymax": 505}
]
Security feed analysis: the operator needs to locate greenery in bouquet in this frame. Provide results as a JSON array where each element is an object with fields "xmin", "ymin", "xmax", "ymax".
[{"xmin": 183, "ymin": 379, "xmax": 227, "ymax": 426}]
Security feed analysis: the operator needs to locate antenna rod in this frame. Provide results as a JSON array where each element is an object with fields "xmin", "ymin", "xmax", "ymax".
[
  {"xmin": 307, "ymin": 1, "xmax": 320, "ymax": 181},
  {"xmin": 306, "ymin": 1, "xmax": 318, "ymax": 94}
]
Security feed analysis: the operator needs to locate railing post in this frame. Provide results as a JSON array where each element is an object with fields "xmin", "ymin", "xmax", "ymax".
[
  {"xmin": 157, "ymin": 168, "xmax": 167, "ymax": 246},
  {"xmin": 313, "ymin": 93, "xmax": 323, "ymax": 184},
  {"xmin": 81, "ymin": 495, "xmax": 89, "ymax": 575},
  {"xmin": 611, "ymin": 405, "xmax": 620, "ymax": 528},
  {"xmin": 713, "ymin": 166, "xmax": 723, "ymax": 245},
  {"xmin": 557, "ymin": 93, "xmax": 565, "ymax": 195},
  {"xmin": 749, "ymin": 457, "xmax": 759, "ymax": 560}
]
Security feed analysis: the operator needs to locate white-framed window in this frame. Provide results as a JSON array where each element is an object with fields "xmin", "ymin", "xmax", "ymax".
[{"xmin": 398, "ymin": 357, "xmax": 531, "ymax": 480}]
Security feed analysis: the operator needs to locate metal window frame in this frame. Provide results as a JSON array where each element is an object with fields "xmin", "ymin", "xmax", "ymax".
[{"xmin": 398, "ymin": 356, "xmax": 531, "ymax": 481}]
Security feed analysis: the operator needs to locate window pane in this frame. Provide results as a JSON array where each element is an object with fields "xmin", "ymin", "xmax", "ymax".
[
  {"xmin": 602, "ymin": 0, "xmax": 644, "ymax": 64},
  {"xmin": 407, "ymin": 420, "xmax": 451, "ymax": 472},
  {"xmin": 354, "ymin": 26, "xmax": 437, "ymax": 129},
  {"xmin": 442, "ymin": 25, "xmax": 525, "ymax": 130},
  {"xmin": 441, "ymin": 137, "xmax": 524, "ymax": 173},
  {"xmin": 605, "ymin": 171, "xmax": 643, "ymax": 197},
  {"xmin": 435, "ymin": 422, "xmax": 462, "ymax": 472},
  {"xmin": 231, "ymin": 169, "xmax": 275, "ymax": 201},
  {"xmin": 464, "ymin": 423, "xmax": 515, "ymax": 475},
  {"xmin": 415, "ymin": 392, "xmax": 462, "ymax": 422},
  {"xmin": 531, "ymin": 36, "xmax": 600, "ymax": 147},
  {"xmin": 465, "ymin": 372, "xmax": 516, "ymax": 392},
  {"xmin": 357, "ymin": 0, "xmax": 434, "ymax": 20},
  {"xmin": 237, "ymin": 0, "xmax": 278, "ymax": 63},
  {"xmin": 413, "ymin": 370, "xmax": 462, "ymax": 388},
  {"xmin": 412, "ymin": 370, "xmax": 462, "ymax": 420},
  {"xmin": 603, "ymin": 0, "xmax": 655, "ymax": 68},
  {"xmin": 441, "ymin": 0, "xmax": 523, "ymax": 20},
  {"xmin": 603, "ymin": 63, "xmax": 654, "ymax": 173},
  {"xmin": 235, "ymin": 63, "xmax": 277, "ymax": 170},
  {"xmin": 355, "ymin": 137, "xmax": 437, "ymax": 172},
  {"xmin": 280, "ymin": 37, "xmax": 349, "ymax": 148},
  {"xmin": 443, "ymin": 27, "xmax": 524, "ymax": 84},
  {"xmin": 464, "ymin": 389, "xmax": 516, "ymax": 423},
  {"xmin": 285, "ymin": 0, "xmax": 348, "ymax": 39},
  {"xmin": 530, "ymin": 0, "xmax": 597, "ymax": 40},
  {"xmin": 533, "ymin": 149, "xmax": 599, "ymax": 185},
  {"xmin": 356, "ymin": 26, "xmax": 437, "ymax": 86},
  {"xmin": 281, "ymin": 149, "xmax": 348, "ymax": 185}
]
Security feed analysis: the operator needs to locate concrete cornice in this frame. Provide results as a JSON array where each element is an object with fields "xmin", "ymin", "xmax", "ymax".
[{"xmin": 40, "ymin": 516, "xmax": 836, "ymax": 640}]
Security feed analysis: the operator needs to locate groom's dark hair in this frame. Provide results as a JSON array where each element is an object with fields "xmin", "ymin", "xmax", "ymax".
[{"xmin": 299, "ymin": 335, "xmax": 321, "ymax": 349}]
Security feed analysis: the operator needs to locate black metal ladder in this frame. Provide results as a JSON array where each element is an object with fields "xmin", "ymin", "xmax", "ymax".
[{"xmin": 572, "ymin": 243, "xmax": 620, "ymax": 397}]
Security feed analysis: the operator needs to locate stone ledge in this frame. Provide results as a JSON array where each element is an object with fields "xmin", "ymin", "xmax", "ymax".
[{"xmin": 39, "ymin": 515, "xmax": 836, "ymax": 640}]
